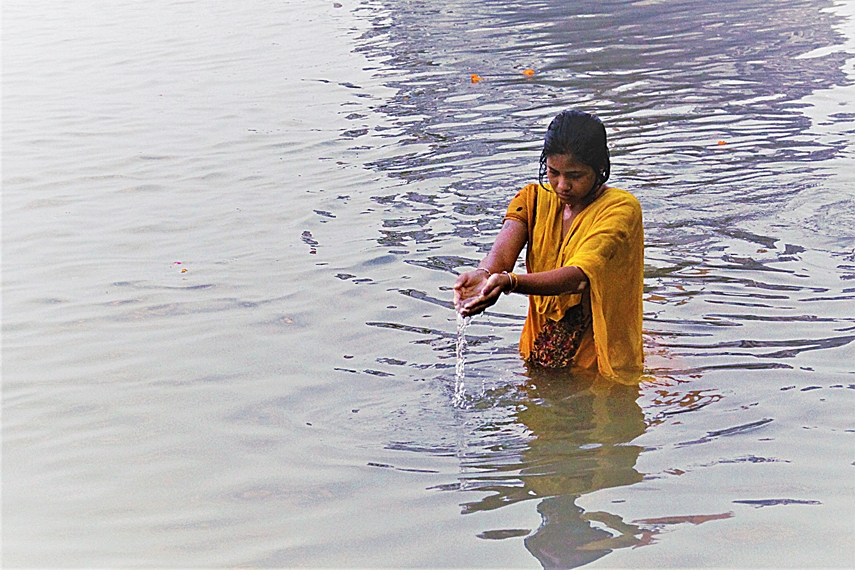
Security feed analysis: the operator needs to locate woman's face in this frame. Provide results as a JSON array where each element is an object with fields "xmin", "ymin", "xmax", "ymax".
[{"xmin": 545, "ymin": 154, "xmax": 598, "ymax": 207}]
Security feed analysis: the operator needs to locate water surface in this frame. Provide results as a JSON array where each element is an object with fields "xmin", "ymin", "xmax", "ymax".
[{"xmin": 4, "ymin": 0, "xmax": 854, "ymax": 567}]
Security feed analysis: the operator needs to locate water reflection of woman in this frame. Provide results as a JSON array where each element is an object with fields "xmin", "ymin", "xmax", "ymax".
[
  {"xmin": 454, "ymin": 110, "xmax": 644, "ymax": 378},
  {"xmin": 462, "ymin": 371, "xmax": 647, "ymax": 568}
]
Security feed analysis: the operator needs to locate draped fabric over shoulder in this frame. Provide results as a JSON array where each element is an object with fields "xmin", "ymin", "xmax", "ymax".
[{"xmin": 505, "ymin": 183, "xmax": 644, "ymax": 377}]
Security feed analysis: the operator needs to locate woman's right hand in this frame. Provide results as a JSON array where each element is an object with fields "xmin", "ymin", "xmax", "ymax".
[
  {"xmin": 454, "ymin": 270, "xmax": 507, "ymax": 317},
  {"xmin": 453, "ymin": 219, "xmax": 527, "ymax": 316},
  {"xmin": 453, "ymin": 270, "xmax": 488, "ymax": 314}
]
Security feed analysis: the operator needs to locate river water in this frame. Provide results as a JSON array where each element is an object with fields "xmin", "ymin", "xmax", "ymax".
[{"xmin": 4, "ymin": 0, "xmax": 854, "ymax": 567}]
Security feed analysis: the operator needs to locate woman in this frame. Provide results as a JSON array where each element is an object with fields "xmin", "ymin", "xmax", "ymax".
[{"xmin": 453, "ymin": 110, "xmax": 644, "ymax": 378}]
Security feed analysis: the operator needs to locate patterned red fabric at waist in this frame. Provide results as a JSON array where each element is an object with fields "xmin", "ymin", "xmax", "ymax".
[{"xmin": 528, "ymin": 303, "xmax": 591, "ymax": 369}]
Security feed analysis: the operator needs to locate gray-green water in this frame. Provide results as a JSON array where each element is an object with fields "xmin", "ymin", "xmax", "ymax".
[{"xmin": 4, "ymin": 0, "xmax": 854, "ymax": 567}]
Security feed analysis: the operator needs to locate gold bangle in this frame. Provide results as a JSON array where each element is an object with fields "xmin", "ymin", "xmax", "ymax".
[
  {"xmin": 475, "ymin": 267, "xmax": 490, "ymax": 277},
  {"xmin": 502, "ymin": 271, "xmax": 519, "ymax": 294}
]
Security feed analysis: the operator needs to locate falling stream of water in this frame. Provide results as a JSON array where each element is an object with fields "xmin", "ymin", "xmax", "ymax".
[{"xmin": 453, "ymin": 312, "xmax": 471, "ymax": 408}]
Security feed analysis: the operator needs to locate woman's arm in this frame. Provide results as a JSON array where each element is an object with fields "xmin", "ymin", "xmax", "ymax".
[
  {"xmin": 454, "ymin": 219, "xmax": 527, "ymax": 315},
  {"xmin": 455, "ymin": 219, "xmax": 591, "ymax": 316},
  {"xmin": 507, "ymin": 265, "xmax": 588, "ymax": 296}
]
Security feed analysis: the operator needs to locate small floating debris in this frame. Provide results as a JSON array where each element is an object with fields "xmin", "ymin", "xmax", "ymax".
[
  {"xmin": 717, "ymin": 140, "xmax": 727, "ymax": 145},
  {"xmin": 522, "ymin": 69, "xmax": 536, "ymax": 76},
  {"xmin": 470, "ymin": 73, "xmax": 483, "ymax": 84}
]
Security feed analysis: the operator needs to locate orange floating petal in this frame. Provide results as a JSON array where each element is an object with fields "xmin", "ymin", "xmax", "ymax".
[
  {"xmin": 717, "ymin": 140, "xmax": 727, "ymax": 145},
  {"xmin": 470, "ymin": 74, "xmax": 483, "ymax": 83},
  {"xmin": 181, "ymin": 268, "xmax": 188, "ymax": 273},
  {"xmin": 522, "ymin": 69, "xmax": 535, "ymax": 76}
]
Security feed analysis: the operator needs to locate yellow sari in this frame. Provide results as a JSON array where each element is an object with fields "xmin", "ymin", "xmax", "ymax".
[{"xmin": 505, "ymin": 183, "xmax": 644, "ymax": 377}]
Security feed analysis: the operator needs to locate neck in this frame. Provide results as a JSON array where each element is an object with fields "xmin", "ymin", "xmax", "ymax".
[
  {"xmin": 565, "ymin": 183, "xmax": 604, "ymax": 212},
  {"xmin": 585, "ymin": 182, "xmax": 604, "ymax": 203}
]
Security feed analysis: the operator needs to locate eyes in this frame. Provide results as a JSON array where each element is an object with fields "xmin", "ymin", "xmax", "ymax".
[{"xmin": 546, "ymin": 167, "xmax": 589, "ymax": 180}]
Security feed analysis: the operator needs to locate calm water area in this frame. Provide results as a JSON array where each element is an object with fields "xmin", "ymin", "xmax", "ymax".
[{"xmin": 4, "ymin": 0, "xmax": 855, "ymax": 567}]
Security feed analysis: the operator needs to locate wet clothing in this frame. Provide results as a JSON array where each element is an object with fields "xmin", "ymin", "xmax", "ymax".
[{"xmin": 505, "ymin": 184, "xmax": 644, "ymax": 377}]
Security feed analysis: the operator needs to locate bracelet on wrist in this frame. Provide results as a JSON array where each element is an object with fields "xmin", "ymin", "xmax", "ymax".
[
  {"xmin": 501, "ymin": 271, "xmax": 519, "ymax": 294},
  {"xmin": 475, "ymin": 267, "xmax": 491, "ymax": 277}
]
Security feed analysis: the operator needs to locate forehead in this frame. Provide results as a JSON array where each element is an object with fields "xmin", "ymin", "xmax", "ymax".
[{"xmin": 545, "ymin": 153, "xmax": 590, "ymax": 172}]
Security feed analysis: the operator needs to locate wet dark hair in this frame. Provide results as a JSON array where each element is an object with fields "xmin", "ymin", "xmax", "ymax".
[{"xmin": 538, "ymin": 110, "xmax": 610, "ymax": 191}]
